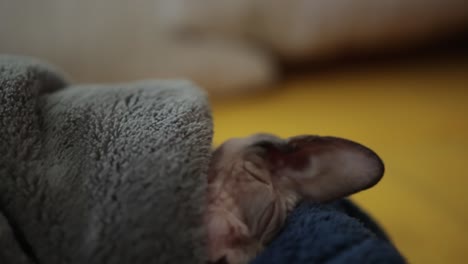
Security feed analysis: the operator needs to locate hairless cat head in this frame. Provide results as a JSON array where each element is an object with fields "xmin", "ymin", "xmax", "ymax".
[{"xmin": 205, "ymin": 133, "xmax": 384, "ymax": 264}]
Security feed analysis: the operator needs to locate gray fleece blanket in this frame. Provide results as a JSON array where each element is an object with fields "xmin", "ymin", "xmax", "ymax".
[{"xmin": 0, "ymin": 55, "xmax": 213, "ymax": 264}]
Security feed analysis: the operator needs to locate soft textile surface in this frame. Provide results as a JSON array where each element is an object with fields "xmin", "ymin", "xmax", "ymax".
[
  {"xmin": 253, "ymin": 200, "xmax": 406, "ymax": 264},
  {"xmin": 0, "ymin": 55, "xmax": 405, "ymax": 264},
  {"xmin": 0, "ymin": 55, "xmax": 213, "ymax": 264}
]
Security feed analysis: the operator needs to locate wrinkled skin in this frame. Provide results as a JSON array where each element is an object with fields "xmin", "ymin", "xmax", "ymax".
[{"xmin": 205, "ymin": 134, "xmax": 385, "ymax": 264}]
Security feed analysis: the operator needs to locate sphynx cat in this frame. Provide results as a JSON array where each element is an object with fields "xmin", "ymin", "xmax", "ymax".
[{"xmin": 205, "ymin": 134, "xmax": 385, "ymax": 264}]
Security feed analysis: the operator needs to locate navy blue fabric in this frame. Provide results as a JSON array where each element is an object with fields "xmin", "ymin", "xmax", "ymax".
[{"xmin": 252, "ymin": 200, "xmax": 406, "ymax": 264}]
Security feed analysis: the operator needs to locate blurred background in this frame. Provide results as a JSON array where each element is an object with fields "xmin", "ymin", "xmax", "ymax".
[{"xmin": 1, "ymin": 0, "xmax": 468, "ymax": 263}]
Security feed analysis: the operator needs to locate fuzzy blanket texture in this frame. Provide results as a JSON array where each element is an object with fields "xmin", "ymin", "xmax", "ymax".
[{"xmin": 0, "ymin": 55, "xmax": 405, "ymax": 264}]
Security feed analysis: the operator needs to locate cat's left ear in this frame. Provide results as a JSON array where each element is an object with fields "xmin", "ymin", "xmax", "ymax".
[{"xmin": 254, "ymin": 135, "xmax": 385, "ymax": 202}]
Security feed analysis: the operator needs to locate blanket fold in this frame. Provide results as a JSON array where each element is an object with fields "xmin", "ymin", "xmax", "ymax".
[{"xmin": 1, "ymin": 55, "xmax": 213, "ymax": 264}]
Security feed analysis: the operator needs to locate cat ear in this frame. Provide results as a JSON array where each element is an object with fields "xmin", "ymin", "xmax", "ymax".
[{"xmin": 255, "ymin": 135, "xmax": 384, "ymax": 202}]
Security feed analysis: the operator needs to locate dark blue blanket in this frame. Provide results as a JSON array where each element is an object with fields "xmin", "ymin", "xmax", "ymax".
[{"xmin": 253, "ymin": 200, "xmax": 406, "ymax": 264}]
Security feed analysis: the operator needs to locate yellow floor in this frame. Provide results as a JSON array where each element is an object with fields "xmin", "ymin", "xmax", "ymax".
[{"xmin": 211, "ymin": 53, "xmax": 468, "ymax": 263}]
